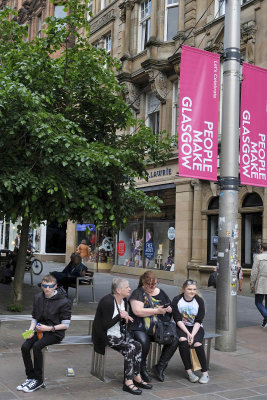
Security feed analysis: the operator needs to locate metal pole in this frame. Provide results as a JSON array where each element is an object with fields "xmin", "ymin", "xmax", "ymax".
[{"xmin": 215, "ymin": 0, "xmax": 241, "ymax": 352}]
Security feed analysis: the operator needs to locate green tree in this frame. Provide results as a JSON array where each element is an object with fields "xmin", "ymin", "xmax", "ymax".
[{"xmin": 0, "ymin": 1, "xmax": 174, "ymax": 306}]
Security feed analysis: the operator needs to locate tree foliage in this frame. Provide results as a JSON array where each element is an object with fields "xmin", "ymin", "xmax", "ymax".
[{"xmin": 0, "ymin": 1, "xmax": 175, "ymax": 304}]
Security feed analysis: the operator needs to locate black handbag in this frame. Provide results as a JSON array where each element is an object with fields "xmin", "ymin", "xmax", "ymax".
[
  {"xmin": 154, "ymin": 319, "xmax": 177, "ymax": 345},
  {"xmin": 208, "ymin": 270, "xmax": 217, "ymax": 288},
  {"xmin": 145, "ymin": 291, "xmax": 178, "ymax": 345}
]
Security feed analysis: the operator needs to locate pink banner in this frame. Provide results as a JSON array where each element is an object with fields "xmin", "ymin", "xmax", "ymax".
[
  {"xmin": 240, "ymin": 63, "xmax": 267, "ymax": 187},
  {"xmin": 178, "ymin": 45, "xmax": 220, "ymax": 181}
]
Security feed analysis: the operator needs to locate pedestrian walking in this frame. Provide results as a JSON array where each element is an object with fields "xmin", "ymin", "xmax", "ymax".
[
  {"xmin": 92, "ymin": 278, "xmax": 152, "ymax": 395},
  {"xmin": 172, "ymin": 279, "xmax": 209, "ymax": 384},
  {"xmin": 250, "ymin": 243, "xmax": 267, "ymax": 328},
  {"xmin": 76, "ymin": 239, "xmax": 90, "ymax": 262},
  {"xmin": 17, "ymin": 274, "xmax": 71, "ymax": 393}
]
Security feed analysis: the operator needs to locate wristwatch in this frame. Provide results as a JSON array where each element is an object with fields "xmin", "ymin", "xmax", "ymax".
[{"xmin": 51, "ymin": 326, "xmax": 56, "ymax": 332}]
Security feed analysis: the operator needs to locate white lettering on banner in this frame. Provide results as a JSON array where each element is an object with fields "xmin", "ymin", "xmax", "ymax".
[
  {"xmin": 180, "ymin": 103, "xmax": 214, "ymax": 173},
  {"xmin": 241, "ymin": 110, "xmax": 266, "ymax": 180},
  {"xmin": 213, "ymin": 60, "xmax": 219, "ymax": 99}
]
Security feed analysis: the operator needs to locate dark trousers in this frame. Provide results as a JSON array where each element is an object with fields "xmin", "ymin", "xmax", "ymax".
[
  {"xmin": 255, "ymin": 294, "xmax": 267, "ymax": 321},
  {"xmin": 133, "ymin": 330, "xmax": 179, "ymax": 368},
  {"xmin": 21, "ymin": 332, "xmax": 61, "ymax": 381},
  {"xmin": 107, "ymin": 336, "xmax": 142, "ymax": 380}
]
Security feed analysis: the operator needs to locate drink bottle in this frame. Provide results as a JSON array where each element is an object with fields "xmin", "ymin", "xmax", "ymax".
[{"xmin": 37, "ymin": 323, "xmax": 43, "ymax": 339}]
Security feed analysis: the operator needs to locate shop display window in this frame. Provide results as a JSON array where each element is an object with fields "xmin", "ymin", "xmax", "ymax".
[
  {"xmin": 77, "ymin": 223, "xmax": 113, "ymax": 263},
  {"xmin": 116, "ymin": 188, "xmax": 175, "ymax": 271}
]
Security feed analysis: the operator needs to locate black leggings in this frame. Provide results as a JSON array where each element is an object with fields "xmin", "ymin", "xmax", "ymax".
[
  {"xmin": 21, "ymin": 332, "xmax": 61, "ymax": 380},
  {"xmin": 133, "ymin": 330, "xmax": 179, "ymax": 367},
  {"xmin": 178, "ymin": 340, "xmax": 207, "ymax": 373}
]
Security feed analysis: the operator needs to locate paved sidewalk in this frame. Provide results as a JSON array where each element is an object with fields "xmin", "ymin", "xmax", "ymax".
[{"xmin": 0, "ymin": 264, "xmax": 267, "ymax": 399}]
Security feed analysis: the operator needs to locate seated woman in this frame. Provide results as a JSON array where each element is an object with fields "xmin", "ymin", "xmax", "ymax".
[
  {"xmin": 92, "ymin": 278, "xmax": 152, "ymax": 395},
  {"xmin": 51, "ymin": 254, "xmax": 88, "ymax": 292},
  {"xmin": 172, "ymin": 279, "xmax": 209, "ymax": 384},
  {"xmin": 129, "ymin": 271, "xmax": 179, "ymax": 383}
]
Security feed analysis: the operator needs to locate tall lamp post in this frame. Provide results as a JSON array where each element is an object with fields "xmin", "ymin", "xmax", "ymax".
[{"xmin": 215, "ymin": 0, "xmax": 241, "ymax": 351}]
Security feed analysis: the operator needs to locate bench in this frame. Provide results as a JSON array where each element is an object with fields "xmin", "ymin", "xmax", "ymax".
[
  {"xmin": 67, "ymin": 270, "xmax": 95, "ymax": 304},
  {"xmin": 147, "ymin": 332, "xmax": 221, "ymax": 371}
]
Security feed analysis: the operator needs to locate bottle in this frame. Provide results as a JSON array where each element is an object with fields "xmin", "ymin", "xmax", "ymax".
[{"xmin": 36, "ymin": 323, "xmax": 43, "ymax": 339}]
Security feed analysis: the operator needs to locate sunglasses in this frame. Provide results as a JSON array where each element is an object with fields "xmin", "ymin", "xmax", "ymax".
[
  {"xmin": 185, "ymin": 280, "xmax": 197, "ymax": 285},
  {"xmin": 42, "ymin": 283, "xmax": 56, "ymax": 288}
]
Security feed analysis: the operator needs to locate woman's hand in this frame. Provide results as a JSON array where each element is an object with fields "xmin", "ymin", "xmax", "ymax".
[
  {"xmin": 156, "ymin": 306, "xmax": 167, "ymax": 315},
  {"xmin": 120, "ymin": 310, "xmax": 134, "ymax": 324},
  {"xmin": 187, "ymin": 333, "xmax": 194, "ymax": 346},
  {"xmin": 165, "ymin": 306, "xmax": 172, "ymax": 313}
]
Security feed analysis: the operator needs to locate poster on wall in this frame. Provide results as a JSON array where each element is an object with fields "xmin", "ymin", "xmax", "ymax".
[
  {"xmin": 240, "ymin": 63, "xmax": 267, "ymax": 187},
  {"xmin": 178, "ymin": 45, "xmax": 220, "ymax": 181}
]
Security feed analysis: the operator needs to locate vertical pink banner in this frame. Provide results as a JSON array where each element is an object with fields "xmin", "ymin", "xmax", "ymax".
[
  {"xmin": 240, "ymin": 63, "xmax": 267, "ymax": 187},
  {"xmin": 178, "ymin": 45, "xmax": 220, "ymax": 181}
]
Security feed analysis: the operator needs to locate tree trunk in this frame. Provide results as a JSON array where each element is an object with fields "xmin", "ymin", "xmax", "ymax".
[{"xmin": 12, "ymin": 217, "xmax": 30, "ymax": 306}]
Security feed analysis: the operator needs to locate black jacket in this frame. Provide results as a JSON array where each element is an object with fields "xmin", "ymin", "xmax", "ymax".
[
  {"xmin": 92, "ymin": 293, "xmax": 127, "ymax": 355},
  {"xmin": 32, "ymin": 287, "xmax": 72, "ymax": 339}
]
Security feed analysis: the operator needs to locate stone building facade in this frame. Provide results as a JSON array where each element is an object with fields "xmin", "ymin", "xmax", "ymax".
[{"xmin": 2, "ymin": 0, "xmax": 267, "ymax": 289}]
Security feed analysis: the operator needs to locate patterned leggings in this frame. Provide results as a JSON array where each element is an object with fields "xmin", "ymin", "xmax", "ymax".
[{"xmin": 107, "ymin": 336, "xmax": 142, "ymax": 380}]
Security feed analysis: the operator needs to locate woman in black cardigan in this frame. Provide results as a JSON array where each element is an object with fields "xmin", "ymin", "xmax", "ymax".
[{"xmin": 92, "ymin": 278, "xmax": 152, "ymax": 395}]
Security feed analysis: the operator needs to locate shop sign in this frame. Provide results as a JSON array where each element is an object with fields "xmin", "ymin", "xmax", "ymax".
[
  {"xmin": 77, "ymin": 223, "xmax": 96, "ymax": 232},
  {"xmin": 144, "ymin": 241, "xmax": 155, "ymax": 259},
  {"xmin": 168, "ymin": 227, "xmax": 175, "ymax": 240},
  {"xmin": 117, "ymin": 240, "xmax": 126, "ymax": 256},
  {"xmin": 178, "ymin": 45, "xmax": 220, "ymax": 181}
]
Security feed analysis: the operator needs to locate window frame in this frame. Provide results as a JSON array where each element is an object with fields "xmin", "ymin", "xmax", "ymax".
[
  {"xmin": 146, "ymin": 92, "xmax": 160, "ymax": 135},
  {"xmin": 172, "ymin": 80, "xmax": 178, "ymax": 136},
  {"xmin": 138, "ymin": 0, "xmax": 151, "ymax": 53},
  {"xmin": 164, "ymin": 0, "xmax": 179, "ymax": 42}
]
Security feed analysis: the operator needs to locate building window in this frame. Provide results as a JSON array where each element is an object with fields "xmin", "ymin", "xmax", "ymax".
[
  {"xmin": 215, "ymin": 0, "xmax": 225, "ymax": 17},
  {"xmin": 172, "ymin": 80, "xmax": 178, "ymax": 136},
  {"xmin": 116, "ymin": 189, "xmax": 176, "ymax": 271},
  {"xmin": 215, "ymin": 0, "xmax": 249, "ymax": 18},
  {"xmin": 37, "ymin": 15, "xmax": 42, "ymax": 38},
  {"xmin": 104, "ymin": 33, "xmax": 111, "ymax": 54},
  {"xmin": 139, "ymin": 0, "xmax": 151, "ymax": 52},
  {"xmin": 165, "ymin": 0, "xmax": 178, "ymax": 41},
  {"xmin": 101, "ymin": 0, "xmax": 107, "ymax": 10},
  {"xmin": 146, "ymin": 92, "xmax": 160, "ymax": 134},
  {"xmin": 54, "ymin": 5, "xmax": 67, "ymax": 19},
  {"xmin": 87, "ymin": 0, "xmax": 93, "ymax": 20}
]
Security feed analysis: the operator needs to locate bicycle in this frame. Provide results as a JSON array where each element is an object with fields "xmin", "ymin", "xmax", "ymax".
[{"xmin": 25, "ymin": 252, "xmax": 43, "ymax": 275}]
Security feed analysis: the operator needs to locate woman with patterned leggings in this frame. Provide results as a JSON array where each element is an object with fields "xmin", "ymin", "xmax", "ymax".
[{"xmin": 92, "ymin": 278, "xmax": 152, "ymax": 395}]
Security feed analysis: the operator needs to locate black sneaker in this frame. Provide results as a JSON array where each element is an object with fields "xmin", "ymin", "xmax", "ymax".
[
  {"xmin": 22, "ymin": 379, "xmax": 44, "ymax": 392},
  {"xmin": 261, "ymin": 320, "xmax": 267, "ymax": 328},
  {"xmin": 16, "ymin": 378, "xmax": 33, "ymax": 391}
]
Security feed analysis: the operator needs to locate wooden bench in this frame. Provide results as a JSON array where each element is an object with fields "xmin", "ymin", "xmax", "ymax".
[{"xmin": 67, "ymin": 270, "xmax": 95, "ymax": 304}]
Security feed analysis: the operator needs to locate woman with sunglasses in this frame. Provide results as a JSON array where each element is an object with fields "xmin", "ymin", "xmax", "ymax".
[
  {"xmin": 172, "ymin": 280, "xmax": 209, "ymax": 384},
  {"xmin": 129, "ymin": 271, "xmax": 179, "ymax": 383},
  {"xmin": 17, "ymin": 274, "xmax": 71, "ymax": 393}
]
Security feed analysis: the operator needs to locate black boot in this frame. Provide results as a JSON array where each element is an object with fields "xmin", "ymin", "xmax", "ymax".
[
  {"xmin": 153, "ymin": 363, "xmax": 167, "ymax": 382},
  {"xmin": 140, "ymin": 363, "xmax": 152, "ymax": 383}
]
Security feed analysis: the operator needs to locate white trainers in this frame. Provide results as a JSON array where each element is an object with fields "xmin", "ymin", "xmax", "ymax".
[
  {"xmin": 16, "ymin": 379, "xmax": 33, "ymax": 391},
  {"xmin": 187, "ymin": 371, "xmax": 199, "ymax": 383},
  {"xmin": 199, "ymin": 374, "xmax": 209, "ymax": 384}
]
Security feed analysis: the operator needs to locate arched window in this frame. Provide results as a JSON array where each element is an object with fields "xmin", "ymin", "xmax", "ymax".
[{"xmin": 242, "ymin": 193, "xmax": 263, "ymax": 207}]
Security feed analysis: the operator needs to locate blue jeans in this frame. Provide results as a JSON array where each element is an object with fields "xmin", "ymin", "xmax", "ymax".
[{"xmin": 255, "ymin": 294, "xmax": 267, "ymax": 321}]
